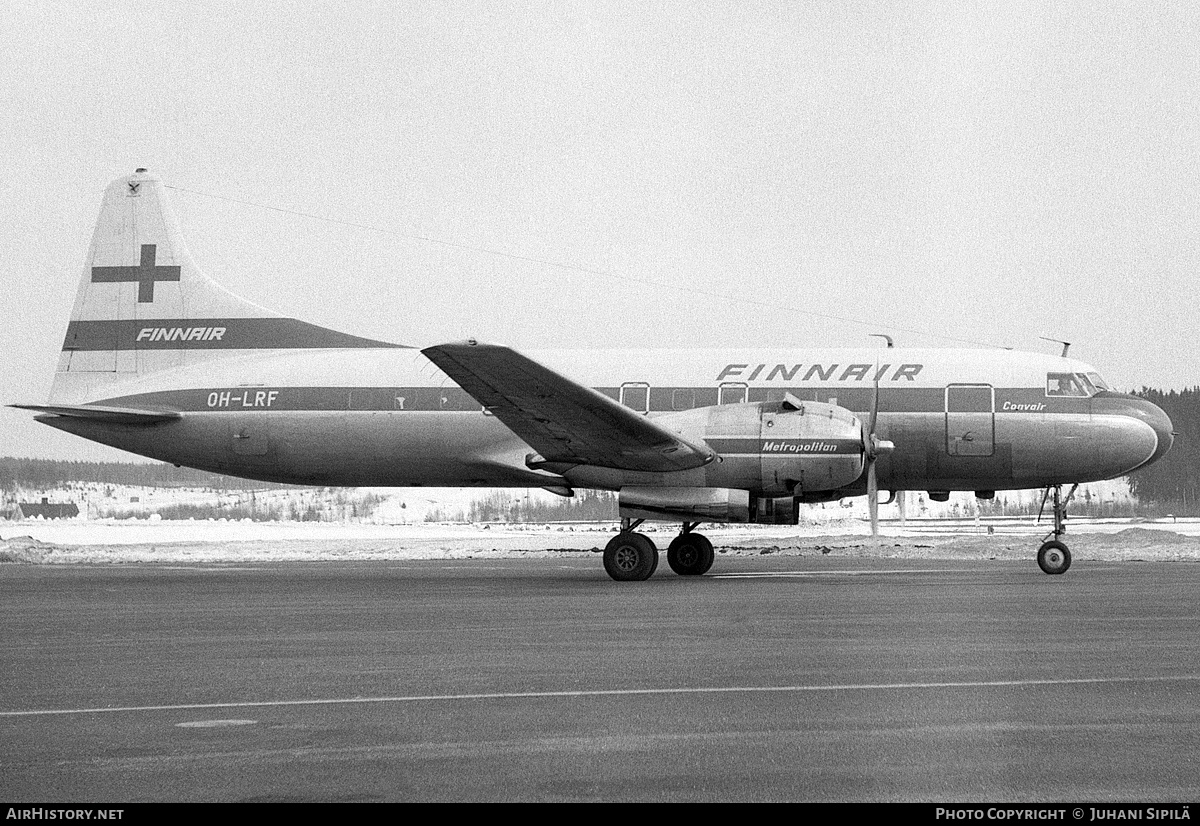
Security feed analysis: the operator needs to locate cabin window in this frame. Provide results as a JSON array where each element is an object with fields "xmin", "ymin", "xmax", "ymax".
[
  {"xmin": 718, "ymin": 383, "xmax": 747, "ymax": 405},
  {"xmin": 620, "ymin": 383, "xmax": 650, "ymax": 414},
  {"xmin": 672, "ymin": 389, "xmax": 695, "ymax": 411}
]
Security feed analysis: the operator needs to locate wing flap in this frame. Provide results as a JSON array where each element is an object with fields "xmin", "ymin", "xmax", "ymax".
[
  {"xmin": 10, "ymin": 404, "xmax": 181, "ymax": 425},
  {"xmin": 421, "ymin": 341, "xmax": 713, "ymax": 472}
]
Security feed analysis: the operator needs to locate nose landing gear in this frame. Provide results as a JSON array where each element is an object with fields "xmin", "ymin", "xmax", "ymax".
[{"xmin": 1037, "ymin": 483, "xmax": 1077, "ymax": 575}]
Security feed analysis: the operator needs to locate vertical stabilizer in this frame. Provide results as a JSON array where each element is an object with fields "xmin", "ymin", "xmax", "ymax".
[{"xmin": 49, "ymin": 169, "xmax": 403, "ymax": 404}]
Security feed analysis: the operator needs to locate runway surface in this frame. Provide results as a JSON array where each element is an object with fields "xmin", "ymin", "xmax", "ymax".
[{"xmin": 2, "ymin": 556, "xmax": 1198, "ymax": 802}]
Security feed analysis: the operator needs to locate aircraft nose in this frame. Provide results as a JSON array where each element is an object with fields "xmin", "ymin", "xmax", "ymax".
[{"xmin": 1092, "ymin": 393, "xmax": 1174, "ymax": 472}]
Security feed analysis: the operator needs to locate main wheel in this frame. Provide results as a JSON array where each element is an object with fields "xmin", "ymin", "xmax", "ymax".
[
  {"xmin": 603, "ymin": 533, "xmax": 659, "ymax": 581},
  {"xmin": 667, "ymin": 533, "xmax": 715, "ymax": 576},
  {"xmin": 1037, "ymin": 540, "xmax": 1072, "ymax": 575}
]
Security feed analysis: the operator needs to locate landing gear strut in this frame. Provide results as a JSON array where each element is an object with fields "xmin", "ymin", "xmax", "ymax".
[
  {"xmin": 603, "ymin": 518, "xmax": 658, "ymax": 581},
  {"xmin": 666, "ymin": 523, "xmax": 714, "ymax": 576},
  {"xmin": 1036, "ymin": 484, "xmax": 1077, "ymax": 575}
]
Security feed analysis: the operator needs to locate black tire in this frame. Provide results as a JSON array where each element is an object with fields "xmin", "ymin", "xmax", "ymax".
[
  {"xmin": 603, "ymin": 533, "xmax": 658, "ymax": 581},
  {"xmin": 1037, "ymin": 540, "xmax": 1072, "ymax": 575},
  {"xmin": 667, "ymin": 533, "xmax": 715, "ymax": 576}
]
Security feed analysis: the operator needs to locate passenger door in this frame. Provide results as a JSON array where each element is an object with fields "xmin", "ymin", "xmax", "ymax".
[{"xmin": 945, "ymin": 384, "xmax": 995, "ymax": 457}]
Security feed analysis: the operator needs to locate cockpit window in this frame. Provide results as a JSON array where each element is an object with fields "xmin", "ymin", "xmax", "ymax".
[
  {"xmin": 1046, "ymin": 372, "xmax": 1098, "ymax": 398},
  {"xmin": 1086, "ymin": 372, "xmax": 1110, "ymax": 391}
]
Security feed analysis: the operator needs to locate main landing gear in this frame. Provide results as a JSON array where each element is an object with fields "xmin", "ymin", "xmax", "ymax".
[
  {"xmin": 667, "ymin": 523, "xmax": 715, "ymax": 577},
  {"xmin": 603, "ymin": 523, "xmax": 657, "ymax": 581},
  {"xmin": 1036, "ymin": 483, "xmax": 1078, "ymax": 575},
  {"xmin": 602, "ymin": 520, "xmax": 715, "ymax": 581}
]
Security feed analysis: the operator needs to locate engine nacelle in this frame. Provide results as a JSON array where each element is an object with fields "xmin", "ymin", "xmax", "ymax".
[
  {"xmin": 618, "ymin": 488, "xmax": 806, "ymax": 525},
  {"xmin": 619, "ymin": 486, "xmax": 750, "ymax": 523},
  {"xmin": 660, "ymin": 396, "xmax": 867, "ymax": 496}
]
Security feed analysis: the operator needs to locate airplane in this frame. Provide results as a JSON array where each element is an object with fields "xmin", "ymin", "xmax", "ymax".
[{"xmin": 12, "ymin": 169, "xmax": 1174, "ymax": 580}]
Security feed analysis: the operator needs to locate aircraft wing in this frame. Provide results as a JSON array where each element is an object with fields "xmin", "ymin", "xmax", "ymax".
[
  {"xmin": 421, "ymin": 341, "xmax": 714, "ymax": 472},
  {"xmin": 9, "ymin": 404, "xmax": 181, "ymax": 425}
]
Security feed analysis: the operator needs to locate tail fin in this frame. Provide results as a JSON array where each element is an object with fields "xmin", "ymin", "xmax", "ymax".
[{"xmin": 50, "ymin": 169, "xmax": 402, "ymax": 404}]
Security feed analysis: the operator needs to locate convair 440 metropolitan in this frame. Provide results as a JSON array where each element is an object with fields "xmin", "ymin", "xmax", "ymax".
[{"xmin": 14, "ymin": 170, "xmax": 1174, "ymax": 580}]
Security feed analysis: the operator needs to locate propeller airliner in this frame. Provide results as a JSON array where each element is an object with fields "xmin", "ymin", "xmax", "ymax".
[{"xmin": 13, "ymin": 170, "xmax": 1174, "ymax": 580}]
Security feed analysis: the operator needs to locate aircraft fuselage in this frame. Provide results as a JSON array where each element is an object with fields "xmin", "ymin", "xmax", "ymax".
[{"xmin": 37, "ymin": 345, "xmax": 1172, "ymax": 497}]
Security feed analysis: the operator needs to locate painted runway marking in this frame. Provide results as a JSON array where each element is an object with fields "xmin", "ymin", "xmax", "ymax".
[
  {"xmin": 4, "ymin": 675, "xmax": 1198, "ymax": 718},
  {"xmin": 176, "ymin": 719, "xmax": 258, "ymax": 728}
]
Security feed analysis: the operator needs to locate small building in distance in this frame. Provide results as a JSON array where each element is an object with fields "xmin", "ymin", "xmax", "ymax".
[{"xmin": 14, "ymin": 497, "xmax": 79, "ymax": 519}]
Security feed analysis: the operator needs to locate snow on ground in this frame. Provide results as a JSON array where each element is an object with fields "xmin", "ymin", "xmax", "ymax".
[
  {"xmin": 3, "ymin": 478, "xmax": 1194, "ymax": 564},
  {"xmin": 3, "ymin": 518, "xmax": 1199, "ymax": 565}
]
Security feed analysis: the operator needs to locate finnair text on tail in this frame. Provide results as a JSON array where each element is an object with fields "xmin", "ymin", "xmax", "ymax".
[{"xmin": 136, "ymin": 326, "xmax": 226, "ymax": 342}]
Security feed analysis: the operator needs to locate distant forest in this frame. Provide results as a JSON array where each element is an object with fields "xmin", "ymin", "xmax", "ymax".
[
  {"xmin": 1128, "ymin": 388, "xmax": 1199, "ymax": 511},
  {"xmin": 1, "ymin": 387, "xmax": 1194, "ymax": 511}
]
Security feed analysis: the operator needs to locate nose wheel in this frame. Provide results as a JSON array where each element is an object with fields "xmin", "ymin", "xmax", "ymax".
[
  {"xmin": 1036, "ymin": 484, "xmax": 1077, "ymax": 575},
  {"xmin": 1037, "ymin": 540, "xmax": 1071, "ymax": 575}
]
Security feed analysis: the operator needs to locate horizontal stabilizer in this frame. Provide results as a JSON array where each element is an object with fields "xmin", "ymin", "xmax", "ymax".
[
  {"xmin": 422, "ymin": 341, "xmax": 714, "ymax": 473},
  {"xmin": 10, "ymin": 403, "xmax": 181, "ymax": 425}
]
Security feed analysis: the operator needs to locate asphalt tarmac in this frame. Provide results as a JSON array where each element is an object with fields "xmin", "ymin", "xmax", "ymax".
[{"xmin": 2, "ymin": 556, "xmax": 1198, "ymax": 802}]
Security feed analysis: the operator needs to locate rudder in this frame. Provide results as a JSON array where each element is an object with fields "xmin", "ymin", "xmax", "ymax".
[{"xmin": 50, "ymin": 169, "xmax": 402, "ymax": 404}]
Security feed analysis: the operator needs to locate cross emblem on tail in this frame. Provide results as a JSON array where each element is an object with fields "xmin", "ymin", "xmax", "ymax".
[{"xmin": 90, "ymin": 244, "xmax": 181, "ymax": 303}]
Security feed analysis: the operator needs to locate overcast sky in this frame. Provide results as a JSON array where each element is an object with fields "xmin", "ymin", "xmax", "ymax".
[{"xmin": 2, "ymin": 1, "xmax": 1198, "ymax": 461}]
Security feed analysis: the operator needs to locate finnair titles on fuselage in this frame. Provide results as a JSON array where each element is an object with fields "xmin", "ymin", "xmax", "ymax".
[{"xmin": 716, "ymin": 362, "xmax": 923, "ymax": 383}]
